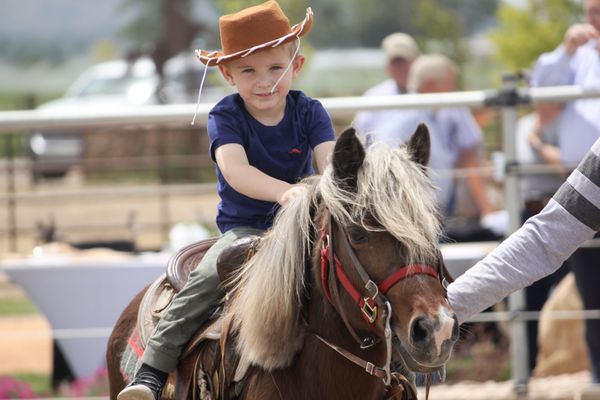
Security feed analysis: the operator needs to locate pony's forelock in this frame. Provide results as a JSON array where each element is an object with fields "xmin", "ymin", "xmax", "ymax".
[{"xmin": 320, "ymin": 145, "xmax": 441, "ymax": 263}]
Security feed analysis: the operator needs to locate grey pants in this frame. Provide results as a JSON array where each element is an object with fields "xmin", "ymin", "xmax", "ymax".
[{"xmin": 141, "ymin": 226, "xmax": 263, "ymax": 372}]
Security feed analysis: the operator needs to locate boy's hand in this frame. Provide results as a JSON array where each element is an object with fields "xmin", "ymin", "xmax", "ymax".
[{"xmin": 278, "ymin": 185, "xmax": 306, "ymax": 207}]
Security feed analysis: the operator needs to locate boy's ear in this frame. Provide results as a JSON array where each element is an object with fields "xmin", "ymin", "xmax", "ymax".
[
  {"xmin": 292, "ymin": 55, "xmax": 305, "ymax": 79},
  {"xmin": 218, "ymin": 65, "xmax": 235, "ymax": 86}
]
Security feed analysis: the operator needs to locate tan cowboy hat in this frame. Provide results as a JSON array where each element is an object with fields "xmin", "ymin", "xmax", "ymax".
[{"xmin": 196, "ymin": 0, "xmax": 313, "ymax": 66}]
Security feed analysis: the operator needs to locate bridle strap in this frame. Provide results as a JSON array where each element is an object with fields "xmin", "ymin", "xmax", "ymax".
[
  {"xmin": 318, "ymin": 211, "xmax": 443, "ymax": 389},
  {"xmin": 321, "ymin": 214, "xmax": 440, "ymax": 332},
  {"xmin": 313, "ymin": 332, "xmax": 419, "ymax": 400},
  {"xmin": 313, "ymin": 333, "xmax": 388, "ymax": 379},
  {"xmin": 324, "ymin": 215, "xmax": 377, "ymax": 347},
  {"xmin": 378, "ymin": 264, "xmax": 439, "ymax": 295}
]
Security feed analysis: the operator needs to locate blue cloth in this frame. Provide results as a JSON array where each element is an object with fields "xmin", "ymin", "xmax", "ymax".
[
  {"xmin": 207, "ymin": 90, "xmax": 335, "ymax": 233},
  {"xmin": 532, "ymin": 41, "xmax": 600, "ymax": 164}
]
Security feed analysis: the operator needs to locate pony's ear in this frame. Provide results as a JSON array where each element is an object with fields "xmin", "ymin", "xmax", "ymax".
[
  {"xmin": 406, "ymin": 123, "xmax": 431, "ymax": 167},
  {"xmin": 332, "ymin": 127, "xmax": 365, "ymax": 192}
]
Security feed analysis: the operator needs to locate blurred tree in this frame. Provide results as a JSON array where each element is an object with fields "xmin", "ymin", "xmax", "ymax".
[
  {"xmin": 489, "ymin": 0, "xmax": 582, "ymax": 72},
  {"xmin": 413, "ymin": 0, "xmax": 466, "ymax": 64},
  {"xmin": 118, "ymin": 0, "xmax": 208, "ymax": 79},
  {"xmin": 214, "ymin": 0, "xmax": 305, "ymax": 21},
  {"xmin": 119, "ymin": 0, "xmax": 163, "ymax": 47}
]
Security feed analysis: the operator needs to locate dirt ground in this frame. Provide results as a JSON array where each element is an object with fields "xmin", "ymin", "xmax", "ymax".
[
  {"xmin": 0, "ymin": 314, "xmax": 52, "ymax": 375},
  {"xmin": 0, "ymin": 274, "xmax": 51, "ymax": 375}
]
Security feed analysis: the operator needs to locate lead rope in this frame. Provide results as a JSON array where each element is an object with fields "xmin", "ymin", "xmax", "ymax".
[{"xmin": 382, "ymin": 301, "xmax": 393, "ymax": 386}]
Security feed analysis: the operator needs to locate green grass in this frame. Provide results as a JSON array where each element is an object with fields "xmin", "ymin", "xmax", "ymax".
[
  {"xmin": 0, "ymin": 297, "xmax": 39, "ymax": 316},
  {"xmin": 11, "ymin": 373, "xmax": 51, "ymax": 395},
  {"xmin": 0, "ymin": 91, "xmax": 60, "ymax": 111}
]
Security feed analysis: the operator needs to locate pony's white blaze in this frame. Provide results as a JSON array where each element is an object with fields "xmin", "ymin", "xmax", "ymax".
[{"xmin": 434, "ymin": 305, "xmax": 456, "ymax": 356}]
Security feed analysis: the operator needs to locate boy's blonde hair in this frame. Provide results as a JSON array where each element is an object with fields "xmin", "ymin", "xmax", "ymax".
[{"xmin": 407, "ymin": 54, "xmax": 457, "ymax": 93}]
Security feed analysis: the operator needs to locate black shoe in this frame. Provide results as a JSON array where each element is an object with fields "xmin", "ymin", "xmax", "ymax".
[{"xmin": 118, "ymin": 364, "xmax": 168, "ymax": 400}]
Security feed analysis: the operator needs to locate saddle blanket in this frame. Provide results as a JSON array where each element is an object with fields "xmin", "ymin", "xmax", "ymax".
[{"xmin": 120, "ymin": 327, "xmax": 145, "ymax": 381}]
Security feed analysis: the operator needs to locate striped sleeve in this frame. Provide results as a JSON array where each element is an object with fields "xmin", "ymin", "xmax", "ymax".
[
  {"xmin": 447, "ymin": 137, "xmax": 600, "ymax": 323},
  {"xmin": 554, "ymin": 141, "xmax": 600, "ymax": 230}
]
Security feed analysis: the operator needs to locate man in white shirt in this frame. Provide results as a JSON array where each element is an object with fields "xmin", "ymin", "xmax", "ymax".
[
  {"xmin": 353, "ymin": 32, "xmax": 420, "ymax": 136},
  {"xmin": 370, "ymin": 54, "xmax": 506, "ymax": 236}
]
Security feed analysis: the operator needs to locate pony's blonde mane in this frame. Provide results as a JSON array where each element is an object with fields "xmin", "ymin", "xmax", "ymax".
[
  {"xmin": 227, "ymin": 144, "xmax": 441, "ymax": 370},
  {"xmin": 226, "ymin": 177, "xmax": 319, "ymax": 370},
  {"xmin": 321, "ymin": 145, "xmax": 442, "ymax": 264}
]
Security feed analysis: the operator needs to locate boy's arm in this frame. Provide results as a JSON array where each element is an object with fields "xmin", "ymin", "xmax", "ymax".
[
  {"xmin": 215, "ymin": 143, "xmax": 294, "ymax": 204},
  {"xmin": 313, "ymin": 140, "xmax": 336, "ymax": 174}
]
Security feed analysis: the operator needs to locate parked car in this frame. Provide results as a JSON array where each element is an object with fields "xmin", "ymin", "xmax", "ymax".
[{"xmin": 29, "ymin": 54, "xmax": 228, "ymax": 179}]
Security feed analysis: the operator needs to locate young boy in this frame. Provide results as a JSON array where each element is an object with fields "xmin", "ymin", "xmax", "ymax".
[{"xmin": 118, "ymin": 2, "xmax": 336, "ymax": 399}]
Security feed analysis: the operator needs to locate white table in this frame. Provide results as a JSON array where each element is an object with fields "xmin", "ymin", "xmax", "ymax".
[
  {"xmin": 0, "ymin": 241, "xmax": 497, "ymax": 379},
  {"xmin": 1, "ymin": 252, "xmax": 169, "ymax": 378}
]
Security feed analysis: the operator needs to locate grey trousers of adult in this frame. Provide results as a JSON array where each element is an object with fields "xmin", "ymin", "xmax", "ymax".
[{"xmin": 140, "ymin": 226, "xmax": 263, "ymax": 373}]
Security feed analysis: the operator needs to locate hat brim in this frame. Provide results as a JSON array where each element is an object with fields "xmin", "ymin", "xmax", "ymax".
[{"xmin": 196, "ymin": 7, "xmax": 313, "ymax": 66}]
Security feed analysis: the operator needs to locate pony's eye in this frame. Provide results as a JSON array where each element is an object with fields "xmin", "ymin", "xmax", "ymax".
[{"xmin": 348, "ymin": 227, "xmax": 369, "ymax": 244}]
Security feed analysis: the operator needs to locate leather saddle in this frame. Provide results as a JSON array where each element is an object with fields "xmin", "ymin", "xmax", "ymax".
[{"xmin": 135, "ymin": 235, "xmax": 262, "ymax": 399}]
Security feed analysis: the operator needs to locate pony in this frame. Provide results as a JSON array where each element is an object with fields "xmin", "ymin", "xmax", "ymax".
[{"xmin": 107, "ymin": 125, "xmax": 459, "ymax": 400}]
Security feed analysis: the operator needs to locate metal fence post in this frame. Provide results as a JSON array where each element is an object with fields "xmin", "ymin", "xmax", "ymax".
[
  {"xmin": 4, "ymin": 133, "xmax": 18, "ymax": 253},
  {"xmin": 500, "ymin": 73, "xmax": 529, "ymax": 396}
]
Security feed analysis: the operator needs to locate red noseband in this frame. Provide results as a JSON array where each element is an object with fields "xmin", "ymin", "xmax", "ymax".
[{"xmin": 320, "ymin": 223, "xmax": 439, "ymax": 330}]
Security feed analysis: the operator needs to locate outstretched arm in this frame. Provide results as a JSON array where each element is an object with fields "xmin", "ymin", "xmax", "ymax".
[
  {"xmin": 448, "ymin": 137, "xmax": 600, "ymax": 323},
  {"xmin": 215, "ymin": 143, "xmax": 295, "ymax": 205}
]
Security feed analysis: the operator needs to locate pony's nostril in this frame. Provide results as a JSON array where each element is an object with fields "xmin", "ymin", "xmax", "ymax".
[{"xmin": 411, "ymin": 316, "xmax": 430, "ymax": 344}]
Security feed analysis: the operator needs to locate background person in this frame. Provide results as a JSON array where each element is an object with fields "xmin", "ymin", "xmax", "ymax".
[
  {"xmin": 353, "ymin": 32, "xmax": 420, "ymax": 138},
  {"xmin": 369, "ymin": 54, "xmax": 506, "ymax": 238},
  {"xmin": 531, "ymin": 0, "xmax": 600, "ymax": 382},
  {"xmin": 515, "ymin": 78, "xmax": 570, "ymax": 373},
  {"xmin": 448, "ymin": 134, "xmax": 600, "ymax": 385}
]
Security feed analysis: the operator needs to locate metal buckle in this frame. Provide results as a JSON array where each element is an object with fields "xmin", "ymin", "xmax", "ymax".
[
  {"xmin": 322, "ymin": 233, "xmax": 330, "ymax": 249},
  {"xmin": 365, "ymin": 279, "xmax": 379, "ymax": 298},
  {"xmin": 361, "ymin": 298, "xmax": 378, "ymax": 323}
]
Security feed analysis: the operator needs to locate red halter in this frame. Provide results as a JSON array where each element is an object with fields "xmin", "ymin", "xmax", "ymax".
[{"xmin": 320, "ymin": 220, "xmax": 439, "ymax": 330}]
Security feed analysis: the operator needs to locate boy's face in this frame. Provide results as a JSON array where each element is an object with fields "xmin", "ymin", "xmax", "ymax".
[{"xmin": 219, "ymin": 45, "xmax": 304, "ymax": 120}]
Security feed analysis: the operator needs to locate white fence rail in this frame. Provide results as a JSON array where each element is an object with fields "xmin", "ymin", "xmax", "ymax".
[{"xmin": 0, "ymin": 85, "xmax": 599, "ymax": 132}]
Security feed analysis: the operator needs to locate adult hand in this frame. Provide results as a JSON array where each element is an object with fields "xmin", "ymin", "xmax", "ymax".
[
  {"xmin": 278, "ymin": 184, "xmax": 306, "ymax": 207},
  {"xmin": 564, "ymin": 23, "xmax": 599, "ymax": 55}
]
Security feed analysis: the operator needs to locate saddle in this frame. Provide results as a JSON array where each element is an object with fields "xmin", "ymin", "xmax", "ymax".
[{"xmin": 134, "ymin": 235, "xmax": 262, "ymax": 399}]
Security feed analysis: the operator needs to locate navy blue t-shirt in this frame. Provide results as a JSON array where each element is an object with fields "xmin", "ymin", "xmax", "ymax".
[{"xmin": 207, "ymin": 90, "xmax": 335, "ymax": 233}]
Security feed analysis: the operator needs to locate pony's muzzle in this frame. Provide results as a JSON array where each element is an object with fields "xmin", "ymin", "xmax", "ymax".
[{"xmin": 409, "ymin": 309, "xmax": 458, "ymax": 362}]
